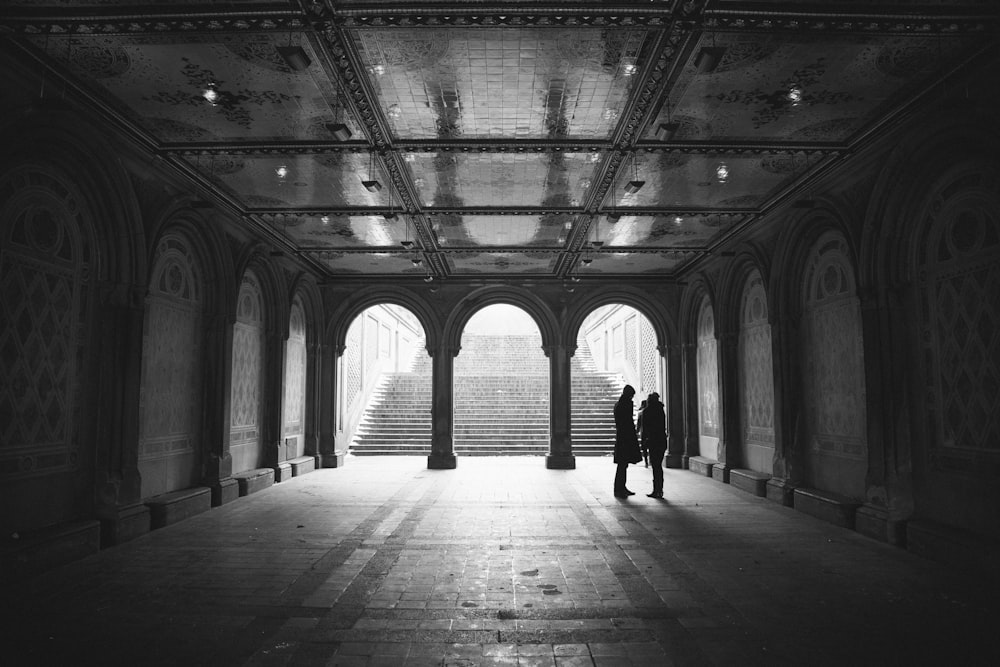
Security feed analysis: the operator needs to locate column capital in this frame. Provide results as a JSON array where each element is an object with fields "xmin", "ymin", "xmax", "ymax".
[
  {"xmin": 428, "ymin": 344, "xmax": 461, "ymax": 358},
  {"xmin": 542, "ymin": 343, "xmax": 576, "ymax": 358}
]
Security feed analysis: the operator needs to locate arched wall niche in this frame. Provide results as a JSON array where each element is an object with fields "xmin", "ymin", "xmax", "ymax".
[
  {"xmin": 328, "ymin": 285, "xmax": 440, "ymax": 354},
  {"xmin": 232, "ymin": 246, "xmax": 287, "ymax": 336},
  {"xmin": 563, "ymin": 285, "xmax": 676, "ymax": 354},
  {"xmin": 444, "ymin": 286, "xmax": 558, "ymax": 354},
  {"xmin": 679, "ymin": 272, "xmax": 716, "ymax": 342},
  {"xmin": 717, "ymin": 242, "xmax": 771, "ymax": 338},
  {"xmin": 137, "ymin": 228, "xmax": 207, "ymax": 498},
  {"xmin": 288, "ymin": 272, "xmax": 324, "ymax": 347},
  {"xmin": 145, "ymin": 207, "xmax": 234, "ymax": 319},
  {"xmin": 0, "ymin": 108, "xmax": 145, "ymax": 288}
]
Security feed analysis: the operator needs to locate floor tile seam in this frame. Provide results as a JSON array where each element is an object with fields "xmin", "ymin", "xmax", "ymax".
[{"xmin": 276, "ymin": 471, "xmax": 439, "ymax": 604}]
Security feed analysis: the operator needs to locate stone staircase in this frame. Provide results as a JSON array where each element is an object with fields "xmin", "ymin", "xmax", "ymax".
[{"xmin": 350, "ymin": 334, "xmax": 622, "ymax": 456}]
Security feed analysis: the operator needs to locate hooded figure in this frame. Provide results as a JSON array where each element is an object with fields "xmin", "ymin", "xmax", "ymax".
[
  {"xmin": 613, "ymin": 384, "xmax": 642, "ymax": 497},
  {"xmin": 641, "ymin": 392, "xmax": 668, "ymax": 498}
]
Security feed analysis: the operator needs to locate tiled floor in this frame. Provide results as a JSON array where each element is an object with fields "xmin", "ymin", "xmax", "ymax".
[{"xmin": 6, "ymin": 457, "xmax": 999, "ymax": 666}]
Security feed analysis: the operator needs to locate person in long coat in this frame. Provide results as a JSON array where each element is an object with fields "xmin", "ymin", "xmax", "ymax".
[
  {"xmin": 640, "ymin": 392, "xmax": 668, "ymax": 498},
  {"xmin": 613, "ymin": 384, "xmax": 641, "ymax": 497}
]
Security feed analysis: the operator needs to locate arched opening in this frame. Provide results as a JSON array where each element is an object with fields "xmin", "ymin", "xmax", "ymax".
[
  {"xmin": 281, "ymin": 297, "xmax": 308, "ymax": 462},
  {"xmin": 229, "ymin": 270, "xmax": 266, "ymax": 474},
  {"xmin": 574, "ymin": 304, "xmax": 663, "ymax": 456},
  {"xmin": 344, "ymin": 304, "xmax": 430, "ymax": 456},
  {"xmin": 737, "ymin": 270, "xmax": 776, "ymax": 475},
  {"xmin": 454, "ymin": 304, "xmax": 548, "ymax": 456}
]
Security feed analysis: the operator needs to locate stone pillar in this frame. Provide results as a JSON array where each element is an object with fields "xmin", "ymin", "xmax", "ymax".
[
  {"xmin": 304, "ymin": 339, "xmax": 321, "ymax": 461},
  {"xmin": 428, "ymin": 344, "xmax": 458, "ymax": 469},
  {"xmin": 264, "ymin": 329, "xmax": 291, "ymax": 480},
  {"xmin": 766, "ymin": 314, "xmax": 800, "ymax": 506},
  {"xmin": 544, "ymin": 343, "xmax": 576, "ymax": 470},
  {"xmin": 319, "ymin": 342, "xmax": 345, "ymax": 467},
  {"xmin": 681, "ymin": 341, "xmax": 698, "ymax": 466},
  {"xmin": 664, "ymin": 343, "xmax": 685, "ymax": 468},
  {"xmin": 714, "ymin": 331, "xmax": 740, "ymax": 482},
  {"xmin": 93, "ymin": 283, "xmax": 147, "ymax": 545},
  {"xmin": 203, "ymin": 312, "xmax": 238, "ymax": 505}
]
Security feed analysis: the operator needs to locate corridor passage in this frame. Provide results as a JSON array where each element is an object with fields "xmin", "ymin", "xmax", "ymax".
[{"xmin": 6, "ymin": 458, "xmax": 997, "ymax": 666}]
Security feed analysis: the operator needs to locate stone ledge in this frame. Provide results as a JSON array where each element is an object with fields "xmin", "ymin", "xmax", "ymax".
[
  {"xmin": 688, "ymin": 456, "xmax": 716, "ymax": 477},
  {"xmin": 289, "ymin": 456, "xmax": 316, "ymax": 477},
  {"xmin": 766, "ymin": 478, "xmax": 795, "ymax": 507},
  {"xmin": 711, "ymin": 463, "xmax": 730, "ymax": 483},
  {"xmin": 855, "ymin": 505, "xmax": 907, "ymax": 546},
  {"xmin": 233, "ymin": 468, "xmax": 275, "ymax": 496},
  {"xmin": 211, "ymin": 478, "xmax": 239, "ymax": 507},
  {"xmin": 101, "ymin": 503, "xmax": 151, "ymax": 546},
  {"xmin": 730, "ymin": 469, "xmax": 770, "ymax": 497},
  {"xmin": 0, "ymin": 519, "xmax": 101, "ymax": 579},
  {"xmin": 145, "ymin": 487, "xmax": 212, "ymax": 530},
  {"xmin": 274, "ymin": 461, "xmax": 293, "ymax": 483},
  {"xmin": 793, "ymin": 487, "xmax": 860, "ymax": 529},
  {"xmin": 907, "ymin": 520, "xmax": 1000, "ymax": 581}
]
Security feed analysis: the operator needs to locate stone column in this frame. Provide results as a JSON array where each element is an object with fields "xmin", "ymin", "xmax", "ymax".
[
  {"xmin": 428, "ymin": 344, "xmax": 458, "ymax": 469},
  {"xmin": 265, "ymin": 329, "xmax": 291, "ymax": 480},
  {"xmin": 202, "ymin": 312, "xmax": 238, "ymax": 505},
  {"xmin": 544, "ymin": 343, "xmax": 576, "ymax": 470},
  {"xmin": 714, "ymin": 331, "xmax": 740, "ymax": 482},
  {"xmin": 319, "ymin": 342, "xmax": 344, "ymax": 467},
  {"xmin": 93, "ymin": 283, "xmax": 147, "ymax": 545},
  {"xmin": 664, "ymin": 343, "xmax": 685, "ymax": 468},
  {"xmin": 304, "ymin": 339, "xmax": 321, "ymax": 462},
  {"xmin": 681, "ymin": 341, "xmax": 698, "ymax": 466},
  {"xmin": 766, "ymin": 314, "xmax": 800, "ymax": 506}
]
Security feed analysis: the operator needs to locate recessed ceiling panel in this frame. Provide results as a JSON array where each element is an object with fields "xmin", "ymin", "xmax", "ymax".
[
  {"xmin": 407, "ymin": 152, "xmax": 596, "ymax": 208},
  {"xmin": 186, "ymin": 153, "xmax": 389, "ymax": 208},
  {"xmin": 265, "ymin": 214, "xmax": 410, "ymax": 249},
  {"xmin": 577, "ymin": 252, "xmax": 687, "ymax": 274},
  {"xmin": 432, "ymin": 214, "xmax": 573, "ymax": 248},
  {"xmin": 308, "ymin": 251, "xmax": 427, "ymax": 275},
  {"xmin": 29, "ymin": 33, "xmax": 358, "ymax": 143},
  {"xmin": 650, "ymin": 32, "xmax": 976, "ymax": 142},
  {"xmin": 608, "ymin": 152, "xmax": 828, "ymax": 209},
  {"xmin": 447, "ymin": 251, "xmax": 559, "ymax": 275},
  {"xmin": 353, "ymin": 27, "xmax": 649, "ymax": 139},
  {"xmin": 600, "ymin": 214, "xmax": 744, "ymax": 248}
]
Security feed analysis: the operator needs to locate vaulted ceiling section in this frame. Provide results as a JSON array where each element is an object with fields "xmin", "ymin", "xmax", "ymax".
[{"xmin": 3, "ymin": 1, "xmax": 997, "ymax": 281}]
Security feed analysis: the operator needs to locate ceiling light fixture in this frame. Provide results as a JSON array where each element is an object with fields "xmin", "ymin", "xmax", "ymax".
[
  {"xmin": 202, "ymin": 83, "xmax": 220, "ymax": 106},
  {"xmin": 325, "ymin": 123, "xmax": 352, "ymax": 141},
  {"xmin": 621, "ymin": 57, "xmax": 638, "ymax": 76},
  {"xmin": 362, "ymin": 151, "xmax": 381, "ymax": 192},
  {"xmin": 411, "ymin": 256, "xmax": 422, "ymax": 266},
  {"xmin": 277, "ymin": 45, "xmax": 311, "ymax": 72},
  {"xmin": 695, "ymin": 46, "xmax": 726, "ymax": 73},
  {"xmin": 655, "ymin": 99, "xmax": 678, "ymax": 141},
  {"xmin": 625, "ymin": 153, "xmax": 645, "ymax": 195},
  {"xmin": 276, "ymin": 164, "xmax": 289, "ymax": 180},
  {"xmin": 787, "ymin": 85, "xmax": 803, "ymax": 106},
  {"xmin": 673, "ymin": 215, "xmax": 683, "ymax": 225},
  {"xmin": 321, "ymin": 215, "xmax": 330, "ymax": 225},
  {"xmin": 715, "ymin": 162, "xmax": 729, "ymax": 184}
]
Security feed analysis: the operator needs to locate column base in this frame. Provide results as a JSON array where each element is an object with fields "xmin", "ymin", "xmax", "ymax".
[
  {"xmin": 320, "ymin": 453, "xmax": 346, "ymax": 468},
  {"xmin": 428, "ymin": 454, "xmax": 457, "ymax": 469},
  {"xmin": 545, "ymin": 454, "xmax": 576, "ymax": 470}
]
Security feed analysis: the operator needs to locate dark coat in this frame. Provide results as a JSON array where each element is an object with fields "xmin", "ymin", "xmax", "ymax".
[
  {"xmin": 640, "ymin": 398, "xmax": 668, "ymax": 452},
  {"xmin": 613, "ymin": 396, "xmax": 642, "ymax": 464}
]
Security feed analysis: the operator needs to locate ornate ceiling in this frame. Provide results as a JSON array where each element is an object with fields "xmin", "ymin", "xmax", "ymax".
[{"xmin": 3, "ymin": 1, "xmax": 997, "ymax": 281}]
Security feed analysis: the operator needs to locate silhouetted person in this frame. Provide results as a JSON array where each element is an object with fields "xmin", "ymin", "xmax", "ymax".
[
  {"xmin": 641, "ymin": 392, "xmax": 668, "ymax": 499},
  {"xmin": 613, "ymin": 384, "xmax": 642, "ymax": 497},
  {"xmin": 636, "ymin": 399, "xmax": 649, "ymax": 468}
]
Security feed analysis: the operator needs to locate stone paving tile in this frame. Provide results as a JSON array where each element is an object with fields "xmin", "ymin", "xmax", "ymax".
[{"xmin": 5, "ymin": 457, "xmax": 1000, "ymax": 666}]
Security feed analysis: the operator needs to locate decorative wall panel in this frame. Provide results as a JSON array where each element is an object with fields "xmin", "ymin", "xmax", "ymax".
[
  {"xmin": 344, "ymin": 321, "xmax": 363, "ymax": 409},
  {"xmin": 640, "ymin": 317, "xmax": 657, "ymax": 396},
  {"xmin": 696, "ymin": 297, "xmax": 721, "ymax": 441},
  {"xmin": 283, "ymin": 299, "xmax": 306, "ymax": 439},
  {"xmin": 738, "ymin": 270, "xmax": 775, "ymax": 474},
  {"xmin": 138, "ymin": 234, "xmax": 204, "ymax": 496},
  {"xmin": 229, "ymin": 271, "xmax": 264, "ymax": 472},
  {"xmin": 918, "ymin": 172, "xmax": 1000, "ymax": 468},
  {"xmin": 625, "ymin": 314, "xmax": 638, "ymax": 377},
  {"xmin": 802, "ymin": 232, "xmax": 867, "ymax": 498},
  {"xmin": 0, "ymin": 169, "xmax": 91, "ymax": 482}
]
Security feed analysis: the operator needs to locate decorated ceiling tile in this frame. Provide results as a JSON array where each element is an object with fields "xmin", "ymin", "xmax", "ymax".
[
  {"xmin": 308, "ymin": 251, "xmax": 427, "ymax": 275},
  {"xmin": 11, "ymin": 0, "xmax": 274, "ymax": 4},
  {"xmin": 650, "ymin": 32, "xmax": 975, "ymax": 142},
  {"xmin": 29, "ymin": 33, "xmax": 359, "ymax": 143},
  {"xmin": 406, "ymin": 152, "xmax": 597, "ymax": 208},
  {"xmin": 606, "ymin": 152, "xmax": 828, "ymax": 210},
  {"xmin": 264, "ymin": 214, "xmax": 412, "ymax": 249},
  {"xmin": 447, "ymin": 251, "xmax": 559, "ymax": 275},
  {"xmin": 353, "ymin": 27, "xmax": 649, "ymax": 140},
  {"xmin": 597, "ymin": 214, "xmax": 744, "ymax": 248},
  {"xmin": 185, "ymin": 153, "xmax": 390, "ymax": 209},
  {"xmin": 431, "ymin": 214, "xmax": 573, "ymax": 247},
  {"xmin": 576, "ymin": 251, "xmax": 689, "ymax": 275}
]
